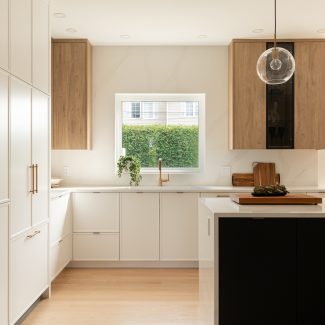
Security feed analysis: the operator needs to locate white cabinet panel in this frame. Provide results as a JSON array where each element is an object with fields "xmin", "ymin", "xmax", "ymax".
[
  {"xmin": 0, "ymin": 205, "xmax": 9, "ymax": 325},
  {"xmin": 50, "ymin": 234, "xmax": 72, "ymax": 281},
  {"xmin": 0, "ymin": 71, "xmax": 9, "ymax": 201},
  {"xmin": 10, "ymin": 78, "xmax": 32, "ymax": 236},
  {"xmin": 120, "ymin": 193, "xmax": 159, "ymax": 261},
  {"xmin": 160, "ymin": 193, "xmax": 199, "ymax": 261},
  {"xmin": 0, "ymin": 0, "xmax": 9, "ymax": 70},
  {"xmin": 73, "ymin": 193, "xmax": 119, "ymax": 232},
  {"xmin": 32, "ymin": 0, "xmax": 49, "ymax": 93},
  {"xmin": 50, "ymin": 193, "xmax": 71, "ymax": 244},
  {"xmin": 10, "ymin": 223, "xmax": 48, "ymax": 324},
  {"xmin": 73, "ymin": 233, "xmax": 119, "ymax": 261},
  {"xmin": 10, "ymin": 0, "xmax": 32, "ymax": 83},
  {"xmin": 32, "ymin": 89, "xmax": 49, "ymax": 226}
]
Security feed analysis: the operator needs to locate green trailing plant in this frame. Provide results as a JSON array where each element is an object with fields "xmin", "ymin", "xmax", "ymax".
[{"xmin": 117, "ymin": 156, "xmax": 142, "ymax": 186}]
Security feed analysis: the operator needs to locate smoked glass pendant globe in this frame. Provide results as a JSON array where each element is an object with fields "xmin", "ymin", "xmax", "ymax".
[{"xmin": 256, "ymin": 47, "xmax": 295, "ymax": 85}]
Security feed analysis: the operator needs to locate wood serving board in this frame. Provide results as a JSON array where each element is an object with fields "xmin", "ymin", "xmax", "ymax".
[
  {"xmin": 253, "ymin": 162, "xmax": 276, "ymax": 186},
  {"xmin": 232, "ymin": 173, "xmax": 280, "ymax": 187},
  {"xmin": 231, "ymin": 194, "xmax": 322, "ymax": 205}
]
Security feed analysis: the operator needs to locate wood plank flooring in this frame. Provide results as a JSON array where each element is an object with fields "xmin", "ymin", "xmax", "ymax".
[{"xmin": 22, "ymin": 268, "xmax": 199, "ymax": 325}]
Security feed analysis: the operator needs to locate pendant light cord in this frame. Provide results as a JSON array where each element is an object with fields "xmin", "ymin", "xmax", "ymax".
[{"xmin": 274, "ymin": 0, "xmax": 277, "ymax": 49}]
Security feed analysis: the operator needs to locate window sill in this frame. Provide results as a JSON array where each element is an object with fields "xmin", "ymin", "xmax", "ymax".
[{"xmin": 140, "ymin": 168, "xmax": 201, "ymax": 175}]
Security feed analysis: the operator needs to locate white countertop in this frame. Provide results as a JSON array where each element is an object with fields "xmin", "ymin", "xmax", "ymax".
[
  {"xmin": 50, "ymin": 185, "xmax": 325, "ymax": 196},
  {"xmin": 201, "ymin": 197, "xmax": 325, "ymax": 216}
]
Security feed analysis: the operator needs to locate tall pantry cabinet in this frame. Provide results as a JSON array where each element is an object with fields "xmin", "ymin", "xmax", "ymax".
[{"xmin": 0, "ymin": 0, "xmax": 50, "ymax": 324}]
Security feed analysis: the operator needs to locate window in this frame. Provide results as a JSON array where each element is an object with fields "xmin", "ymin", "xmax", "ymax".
[{"xmin": 116, "ymin": 94, "xmax": 205, "ymax": 173}]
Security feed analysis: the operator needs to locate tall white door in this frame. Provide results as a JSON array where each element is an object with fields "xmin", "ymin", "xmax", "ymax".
[
  {"xmin": 10, "ymin": 78, "xmax": 32, "ymax": 236},
  {"xmin": 0, "ymin": 70, "xmax": 9, "ymax": 202},
  {"xmin": 10, "ymin": 0, "xmax": 32, "ymax": 83},
  {"xmin": 32, "ymin": 89, "xmax": 49, "ymax": 226},
  {"xmin": 0, "ymin": 0, "xmax": 9, "ymax": 71},
  {"xmin": 0, "ymin": 204, "xmax": 9, "ymax": 325}
]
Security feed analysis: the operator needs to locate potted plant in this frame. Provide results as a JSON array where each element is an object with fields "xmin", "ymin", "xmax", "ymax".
[{"xmin": 117, "ymin": 156, "xmax": 142, "ymax": 186}]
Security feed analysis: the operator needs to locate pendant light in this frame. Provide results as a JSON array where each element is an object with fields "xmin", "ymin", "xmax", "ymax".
[{"xmin": 256, "ymin": 0, "xmax": 295, "ymax": 85}]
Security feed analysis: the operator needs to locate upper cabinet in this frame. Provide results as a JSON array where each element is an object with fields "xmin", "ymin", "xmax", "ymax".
[
  {"xmin": 229, "ymin": 41, "xmax": 266, "ymax": 149},
  {"xmin": 0, "ymin": 0, "xmax": 9, "ymax": 71},
  {"xmin": 229, "ymin": 39, "xmax": 325, "ymax": 150},
  {"xmin": 52, "ymin": 39, "xmax": 92, "ymax": 150}
]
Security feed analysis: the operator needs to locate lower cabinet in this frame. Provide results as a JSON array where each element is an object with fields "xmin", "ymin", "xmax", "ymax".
[
  {"xmin": 0, "ymin": 205, "xmax": 9, "ymax": 325},
  {"xmin": 10, "ymin": 222, "xmax": 48, "ymax": 324},
  {"xmin": 160, "ymin": 193, "xmax": 199, "ymax": 261},
  {"xmin": 120, "ymin": 193, "xmax": 159, "ymax": 261},
  {"xmin": 73, "ymin": 233, "xmax": 119, "ymax": 261}
]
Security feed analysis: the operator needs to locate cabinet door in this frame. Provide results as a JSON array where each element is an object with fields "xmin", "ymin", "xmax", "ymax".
[
  {"xmin": 219, "ymin": 218, "xmax": 297, "ymax": 325},
  {"xmin": 160, "ymin": 193, "xmax": 199, "ymax": 261},
  {"xmin": 32, "ymin": 89, "xmax": 49, "ymax": 226},
  {"xmin": 297, "ymin": 219, "xmax": 325, "ymax": 325},
  {"xmin": 0, "ymin": 71, "xmax": 9, "ymax": 201},
  {"xmin": 120, "ymin": 193, "xmax": 159, "ymax": 261},
  {"xmin": 10, "ymin": 223, "xmax": 48, "ymax": 324},
  {"xmin": 229, "ymin": 41, "xmax": 266, "ymax": 149},
  {"xmin": 32, "ymin": 0, "xmax": 49, "ymax": 93},
  {"xmin": 73, "ymin": 193, "xmax": 119, "ymax": 232},
  {"xmin": 10, "ymin": 0, "xmax": 32, "ymax": 83},
  {"xmin": 0, "ymin": 0, "xmax": 9, "ymax": 70},
  {"xmin": 10, "ymin": 78, "xmax": 32, "ymax": 236},
  {"xmin": 0, "ymin": 205, "xmax": 9, "ymax": 325}
]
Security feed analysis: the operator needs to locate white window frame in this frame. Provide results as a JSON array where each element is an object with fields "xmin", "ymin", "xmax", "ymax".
[{"xmin": 115, "ymin": 93, "xmax": 206, "ymax": 174}]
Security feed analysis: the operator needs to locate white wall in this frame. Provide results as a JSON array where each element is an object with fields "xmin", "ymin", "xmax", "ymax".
[{"xmin": 52, "ymin": 46, "xmax": 318, "ymax": 186}]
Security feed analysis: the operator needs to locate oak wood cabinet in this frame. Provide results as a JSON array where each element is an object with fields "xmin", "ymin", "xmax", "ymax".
[{"xmin": 52, "ymin": 39, "xmax": 92, "ymax": 149}]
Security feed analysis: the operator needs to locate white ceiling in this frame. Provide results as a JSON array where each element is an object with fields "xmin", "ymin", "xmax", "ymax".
[{"xmin": 51, "ymin": 0, "xmax": 325, "ymax": 45}]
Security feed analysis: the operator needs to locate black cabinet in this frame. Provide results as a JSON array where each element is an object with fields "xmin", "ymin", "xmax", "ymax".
[{"xmin": 219, "ymin": 218, "xmax": 325, "ymax": 325}]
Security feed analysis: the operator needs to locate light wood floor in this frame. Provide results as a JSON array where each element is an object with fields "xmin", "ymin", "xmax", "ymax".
[{"xmin": 22, "ymin": 268, "xmax": 199, "ymax": 325}]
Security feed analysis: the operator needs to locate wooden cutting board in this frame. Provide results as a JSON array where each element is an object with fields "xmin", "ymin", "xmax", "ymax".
[
  {"xmin": 232, "ymin": 173, "xmax": 280, "ymax": 187},
  {"xmin": 253, "ymin": 162, "xmax": 276, "ymax": 186},
  {"xmin": 231, "ymin": 194, "xmax": 322, "ymax": 205}
]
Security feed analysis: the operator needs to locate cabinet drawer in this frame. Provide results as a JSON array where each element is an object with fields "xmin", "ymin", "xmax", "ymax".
[
  {"xmin": 73, "ymin": 193, "xmax": 119, "ymax": 232},
  {"xmin": 10, "ymin": 223, "xmax": 48, "ymax": 323},
  {"xmin": 73, "ymin": 233, "xmax": 119, "ymax": 261},
  {"xmin": 50, "ymin": 234, "xmax": 72, "ymax": 281},
  {"xmin": 50, "ymin": 194, "xmax": 71, "ymax": 244}
]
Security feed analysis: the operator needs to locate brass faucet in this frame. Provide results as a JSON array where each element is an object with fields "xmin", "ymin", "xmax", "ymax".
[{"xmin": 158, "ymin": 158, "xmax": 170, "ymax": 186}]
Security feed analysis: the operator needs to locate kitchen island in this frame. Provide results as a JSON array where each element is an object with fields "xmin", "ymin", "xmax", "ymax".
[{"xmin": 198, "ymin": 198, "xmax": 325, "ymax": 325}]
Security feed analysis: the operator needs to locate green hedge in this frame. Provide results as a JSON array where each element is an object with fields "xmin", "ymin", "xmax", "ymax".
[{"xmin": 122, "ymin": 125, "xmax": 199, "ymax": 168}]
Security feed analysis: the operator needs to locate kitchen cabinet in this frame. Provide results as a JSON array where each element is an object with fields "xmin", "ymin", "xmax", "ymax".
[
  {"xmin": 10, "ymin": 79, "xmax": 49, "ymax": 236},
  {"xmin": 0, "ymin": 71, "xmax": 9, "ymax": 202},
  {"xmin": 160, "ymin": 193, "xmax": 199, "ymax": 261},
  {"xmin": 32, "ymin": 0, "xmax": 50, "ymax": 93},
  {"xmin": 10, "ymin": 0, "xmax": 32, "ymax": 83},
  {"xmin": 52, "ymin": 39, "xmax": 92, "ymax": 149},
  {"xmin": 120, "ymin": 193, "xmax": 159, "ymax": 261},
  {"xmin": 0, "ymin": 0, "xmax": 9, "ymax": 71},
  {"xmin": 10, "ymin": 223, "xmax": 48, "ymax": 324},
  {"xmin": 73, "ymin": 193, "xmax": 119, "ymax": 232},
  {"xmin": 229, "ymin": 40, "xmax": 266, "ymax": 149},
  {"xmin": 0, "ymin": 205, "xmax": 9, "ymax": 325}
]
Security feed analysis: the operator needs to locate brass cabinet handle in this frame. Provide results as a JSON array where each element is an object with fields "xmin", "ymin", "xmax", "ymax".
[
  {"xmin": 30, "ymin": 165, "xmax": 35, "ymax": 194},
  {"xmin": 35, "ymin": 164, "xmax": 38, "ymax": 194},
  {"xmin": 26, "ymin": 230, "xmax": 41, "ymax": 239}
]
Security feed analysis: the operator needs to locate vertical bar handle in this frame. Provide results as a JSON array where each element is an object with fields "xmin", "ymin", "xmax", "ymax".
[
  {"xmin": 30, "ymin": 165, "xmax": 35, "ymax": 194},
  {"xmin": 35, "ymin": 164, "xmax": 38, "ymax": 194}
]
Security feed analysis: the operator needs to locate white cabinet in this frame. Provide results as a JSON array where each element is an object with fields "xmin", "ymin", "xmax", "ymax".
[
  {"xmin": 0, "ymin": 71, "xmax": 9, "ymax": 201},
  {"xmin": 10, "ymin": 223, "xmax": 48, "ymax": 324},
  {"xmin": 73, "ymin": 233, "xmax": 119, "ymax": 261},
  {"xmin": 32, "ymin": 0, "xmax": 49, "ymax": 93},
  {"xmin": 73, "ymin": 193, "xmax": 119, "ymax": 232},
  {"xmin": 0, "ymin": 205, "xmax": 9, "ymax": 325},
  {"xmin": 0, "ymin": 0, "xmax": 9, "ymax": 71},
  {"xmin": 160, "ymin": 193, "xmax": 199, "ymax": 261},
  {"xmin": 10, "ymin": 0, "xmax": 32, "ymax": 83},
  {"xmin": 120, "ymin": 193, "xmax": 159, "ymax": 261}
]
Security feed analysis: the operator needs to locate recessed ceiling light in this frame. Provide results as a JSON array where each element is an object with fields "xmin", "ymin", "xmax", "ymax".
[
  {"xmin": 54, "ymin": 12, "xmax": 66, "ymax": 18},
  {"xmin": 317, "ymin": 29, "xmax": 325, "ymax": 33},
  {"xmin": 66, "ymin": 28, "xmax": 77, "ymax": 33},
  {"xmin": 252, "ymin": 28, "xmax": 264, "ymax": 33},
  {"xmin": 120, "ymin": 34, "xmax": 131, "ymax": 39},
  {"xmin": 197, "ymin": 35, "xmax": 208, "ymax": 39}
]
